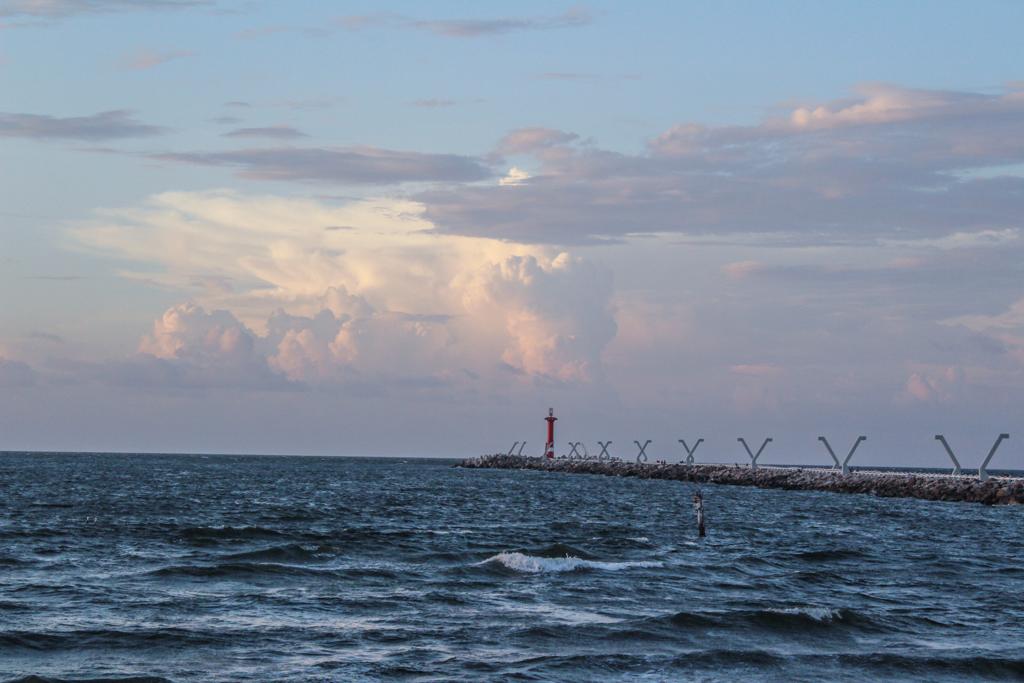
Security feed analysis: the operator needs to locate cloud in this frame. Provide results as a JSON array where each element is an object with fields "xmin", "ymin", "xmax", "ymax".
[
  {"xmin": 499, "ymin": 167, "xmax": 530, "ymax": 186},
  {"xmin": 419, "ymin": 83, "xmax": 1024, "ymax": 245},
  {"xmin": 28, "ymin": 331, "xmax": 64, "ymax": 344},
  {"xmin": 730, "ymin": 364, "xmax": 783, "ymax": 378},
  {"xmin": 132, "ymin": 303, "xmax": 289, "ymax": 390},
  {"xmin": 0, "ymin": 356, "xmax": 35, "ymax": 386},
  {"xmin": 262, "ymin": 288, "xmax": 462, "ymax": 385},
  {"xmin": 72, "ymin": 191, "xmax": 617, "ymax": 387},
  {"xmin": 337, "ymin": 6, "xmax": 591, "ymax": 37},
  {"xmin": 946, "ymin": 298, "xmax": 1024, "ymax": 336},
  {"xmin": 119, "ymin": 48, "xmax": 194, "ymax": 70},
  {"xmin": 270, "ymin": 98, "xmax": 340, "ymax": 111},
  {"xmin": 140, "ymin": 302, "xmax": 255, "ymax": 362},
  {"xmin": 24, "ymin": 274, "xmax": 85, "ymax": 281},
  {"xmin": 535, "ymin": 72, "xmax": 640, "ymax": 82},
  {"xmin": 0, "ymin": 0, "xmax": 211, "ymax": 20},
  {"xmin": 412, "ymin": 7, "xmax": 591, "ymax": 37},
  {"xmin": 236, "ymin": 24, "xmax": 330, "ymax": 40},
  {"xmin": 458, "ymin": 253, "xmax": 616, "ymax": 381},
  {"xmin": 497, "ymin": 127, "xmax": 579, "ymax": 154},
  {"xmin": 536, "ymin": 72, "xmax": 600, "ymax": 81},
  {"xmin": 221, "ymin": 125, "xmax": 308, "ymax": 140},
  {"xmin": 944, "ymin": 297, "xmax": 1024, "ymax": 368},
  {"xmin": 33, "ymin": 183, "xmax": 1024, "ymax": 452},
  {"xmin": 901, "ymin": 366, "xmax": 963, "ymax": 404},
  {"xmin": 786, "ymin": 82, "xmax": 997, "ymax": 130},
  {"xmin": 152, "ymin": 146, "xmax": 492, "ymax": 184},
  {"xmin": 411, "ymin": 99, "xmax": 457, "ymax": 108},
  {"xmin": 881, "ymin": 228, "xmax": 1020, "ymax": 250},
  {"xmin": 721, "ymin": 260, "xmax": 764, "ymax": 279},
  {"xmin": 0, "ymin": 109, "xmax": 164, "ymax": 140}
]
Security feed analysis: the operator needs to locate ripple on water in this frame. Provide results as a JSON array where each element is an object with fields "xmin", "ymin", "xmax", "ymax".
[{"xmin": 0, "ymin": 453, "xmax": 1021, "ymax": 682}]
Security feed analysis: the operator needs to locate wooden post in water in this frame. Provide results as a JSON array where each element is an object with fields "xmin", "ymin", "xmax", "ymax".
[{"xmin": 693, "ymin": 489, "xmax": 706, "ymax": 538}]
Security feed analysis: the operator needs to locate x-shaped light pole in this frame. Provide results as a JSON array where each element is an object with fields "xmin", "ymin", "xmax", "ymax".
[
  {"xmin": 678, "ymin": 438, "xmax": 703, "ymax": 465},
  {"xmin": 634, "ymin": 440, "xmax": 651, "ymax": 463},
  {"xmin": 935, "ymin": 433, "xmax": 1009, "ymax": 481},
  {"xmin": 597, "ymin": 441, "xmax": 613, "ymax": 461},
  {"xmin": 738, "ymin": 437, "xmax": 772, "ymax": 469},
  {"xmin": 818, "ymin": 436, "xmax": 866, "ymax": 475}
]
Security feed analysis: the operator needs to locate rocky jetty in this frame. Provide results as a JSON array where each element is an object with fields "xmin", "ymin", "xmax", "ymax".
[{"xmin": 459, "ymin": 455, "xmax": 1024, "ymax": 505}]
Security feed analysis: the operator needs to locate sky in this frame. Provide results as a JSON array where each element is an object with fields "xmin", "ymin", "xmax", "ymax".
[{"xmin": 2, "ymin": 1, "xmax": 1024, "ymax": 467}]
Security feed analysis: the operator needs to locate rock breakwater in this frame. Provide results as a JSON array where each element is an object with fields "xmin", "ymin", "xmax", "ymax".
[{"xmin": 460, "ymin": 455, "xmax": 1024, "ymax": 505}]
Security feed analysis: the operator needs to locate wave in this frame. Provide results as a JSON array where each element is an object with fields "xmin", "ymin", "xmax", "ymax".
[
  {"xmin": 219, "ymin": 543, "xmax": 333, "ymax": 563},
  {"xmin": 175, "ymin": 525, "xmax": 419, "ymax": 548},
  {"xmin": 148, "ymin": 561, "xmax": 400, "ymax": 581},
  {"xmin": 478, "ymin": 551, "xmax": 662, "ymax": 574},
  {"xmin": 0, "ymin": 600, "xmax": 30, "ymax": 612},
  {"xmin": 7, "ymin": 677, "xmax": 172, "ymax": 683},
  {"xmin": 178, "ymin": 525, "xmax": 287, "ymax": 542},
  {"xmin": 792, "ymin": 548, "xmax": 865, "ymax": 562},
  {"xmin": 833, "ymin": 652, "xmax": 1024, "ymax": 678},
  {"xmin": 148, "ymin": 561, "xmax": 333, "ymax": 579},
  {"xmin": 665, "ymin": 606, "xmax": 871, "ymax": 633},
  {"xmin": 0, "ymin": 627, "xmax": 226, "ymax": 651},
  {"xmin": 759, "ymin": 606, "xmax": 846, "ymax": 625}
]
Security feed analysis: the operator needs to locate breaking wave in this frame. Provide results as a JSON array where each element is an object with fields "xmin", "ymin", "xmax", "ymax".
[{"xmin": 479, "ymin": 551, "xmax": 662, "ymax": 574}]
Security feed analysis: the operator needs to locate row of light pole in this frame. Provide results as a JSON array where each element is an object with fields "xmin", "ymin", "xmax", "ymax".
[{"xmin": 505, "ymin": 433, "xmax": 1011, "ymax": 481}]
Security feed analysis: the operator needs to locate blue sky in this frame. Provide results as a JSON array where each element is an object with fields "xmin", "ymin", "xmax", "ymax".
[{"xmin": 2, "ymin": 1, "xmax": 1024, "ymax": 465}]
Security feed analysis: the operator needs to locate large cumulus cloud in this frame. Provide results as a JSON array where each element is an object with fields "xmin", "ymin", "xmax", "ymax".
[
  {"xmin": 75, "ymin": 191, "xmax": 618, "ymax": 389},
  {"xmin": 459, "ymin": 253, "xmax": 616, "ymax": 381}
]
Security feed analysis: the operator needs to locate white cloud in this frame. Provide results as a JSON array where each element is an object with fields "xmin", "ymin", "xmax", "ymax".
[
  {"xmin": 946, "ymin": 298, "xmax": 1024, "ymax": 333},
  {"xmin": 499, "ymin": 166, "xmax": 530, "ymax": 186},
  {"xmin": 74, "ymin": 191, "xmax": 618, "ymax": 387},
  {"xmin": 881, "ymin": 228, "xmax": 1020, "ymax": 250},
  {"xmin": 139, "ymin": 302, "xmax": 256, "ymax": 363},
  {"xmin": 458, "ymin": 252, "xmax": 616, "ymax": 381}
]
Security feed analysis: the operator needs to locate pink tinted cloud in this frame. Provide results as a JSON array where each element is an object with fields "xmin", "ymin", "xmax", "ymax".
[
  {"xmin": 120, "ymin": 48, "xmax": 195, "ymax": 70},
  {"xmin": 498, "ymin": 127, "xmax": 579, "ymax": 154},
  {"xmin": 721, "ymin": 260, "xmax": 764, "ymax": 279},
  {"xmin": 730, "ymin": 364, "xmax": 783, "ymax": 378}
]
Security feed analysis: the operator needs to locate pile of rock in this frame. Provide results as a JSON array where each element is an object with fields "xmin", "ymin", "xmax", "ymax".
[{"xmin": 459, "ymin": 455, "xmax": 1024, "ymax": 505}]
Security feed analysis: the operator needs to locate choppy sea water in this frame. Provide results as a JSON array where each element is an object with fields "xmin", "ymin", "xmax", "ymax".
[{"xmin": 1, "ymin": 453, "xmax": 1022, "ymax": 682}]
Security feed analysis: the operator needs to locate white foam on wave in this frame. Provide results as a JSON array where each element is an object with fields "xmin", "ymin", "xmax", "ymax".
[
  {"xmin": 480, "ymin": 551, "xmax": 663, "ymax": 574},
  {"xmin": 771, "ymin": 606, "xmax": 842, "ymax": 622},
  {"xmin": 502, "ymin": 602, "xmax": 623, "ymax": 625}
]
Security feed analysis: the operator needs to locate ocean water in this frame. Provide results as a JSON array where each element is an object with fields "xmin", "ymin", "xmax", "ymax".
[{"xmin": 1, "ymin": 453, "xmax": 1023, "ymax": 682}]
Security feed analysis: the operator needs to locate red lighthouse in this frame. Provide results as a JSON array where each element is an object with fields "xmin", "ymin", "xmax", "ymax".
[{"xmin": 544, "ymin": 408, "xmax": 557, "ymax": 459}]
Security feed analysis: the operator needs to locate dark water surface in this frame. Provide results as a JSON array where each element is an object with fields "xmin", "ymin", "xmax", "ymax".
[{"xmin": 1, "ymin": 453, "xmax": 1022, "ymax": 682}]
